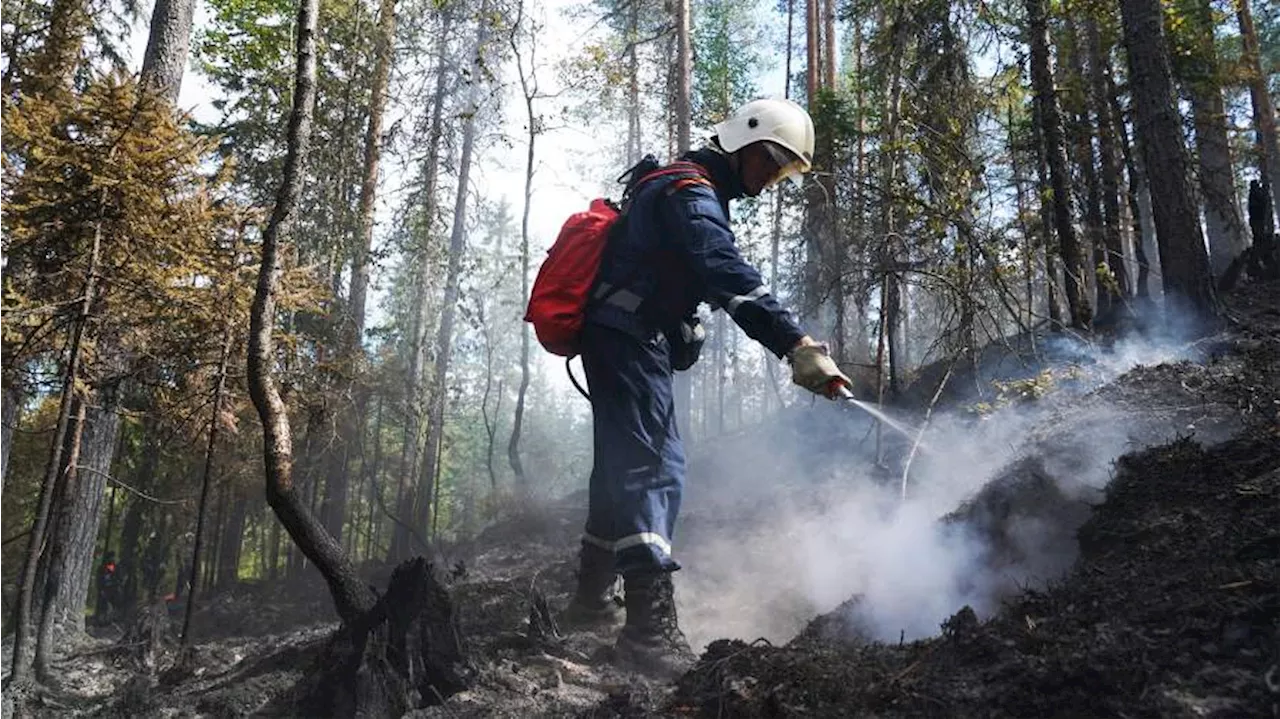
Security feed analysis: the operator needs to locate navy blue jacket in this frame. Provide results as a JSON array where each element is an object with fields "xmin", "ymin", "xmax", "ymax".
[{"xmin": 585, "ymin": 148, "xmax": 806, "ymax": 359}]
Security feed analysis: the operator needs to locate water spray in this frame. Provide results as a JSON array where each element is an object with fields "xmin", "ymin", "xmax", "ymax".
[{"xmin": 831, "ymin": 383, "xmax": 926, "ymax": 447}]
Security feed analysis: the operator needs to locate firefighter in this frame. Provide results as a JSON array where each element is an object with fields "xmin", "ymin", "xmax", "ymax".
[
  {"xmin": 564, "ymin": 98, "xmax": 851, "ymax": 675},
  {"xmin": 96, "ymin": 550, "xmax": 120, "ymax": 621}
]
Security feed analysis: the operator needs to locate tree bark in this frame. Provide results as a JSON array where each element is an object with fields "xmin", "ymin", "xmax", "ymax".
[
  {"xmin": 625, "ymin": 0, "xmax": 641, "ymax": 164},
  {"xmin": 1, "ymin": 382, "xmax": 20, "ymax": 491},
  {"xmin": 1119, "ymin": 0, "xmax": 1219, "ymax": 319},
  {"xmin": 1237, "ymin": 0, "xmax": 1280, "ymax": 222},
  {"xmin": 247, "ymin": 0, "xmax": 376, "ymax": 625},
  {"xmin": 25, "ymin": 0, "xmax": 88, "ymax": 97},
  {"xmin": 46, "ymin": 382, "xmax": 121, "ymax": 636},
  {"xmin": 805, "ymin": 0, "xmax": 818, "ymax": 104},
  {"xmin": 1027, "ymin": 0, "xmax": 1092, "ymax": 328},
  {"xmin": 139, "ymin": 0, "xmax": 196, "ymax": 103},
  {"xmin": 821, "ymin": 0, "xmax": 836, "ymax": 90}
]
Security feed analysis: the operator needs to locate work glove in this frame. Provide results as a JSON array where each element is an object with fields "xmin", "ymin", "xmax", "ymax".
[
  {"xmin": 788, "ymin": 341, "xmax": 852, "ymax": 399},
  {"xmin": 669, "ymin": 317, "xmax": 705, "ymax": 371}
]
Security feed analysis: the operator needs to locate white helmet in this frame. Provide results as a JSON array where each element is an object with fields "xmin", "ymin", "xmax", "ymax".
[{"xmin": 714, "ymin": 98, "xmax": 815, "ymax": 178}]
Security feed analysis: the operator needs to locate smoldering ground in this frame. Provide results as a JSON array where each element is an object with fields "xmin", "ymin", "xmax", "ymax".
[{"xmin": 672, "ymin": 325, "xmax": 1245, "ymax": 652}]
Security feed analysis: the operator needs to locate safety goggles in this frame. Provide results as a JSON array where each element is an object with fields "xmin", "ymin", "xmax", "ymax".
[{"xmin": 761, "ymin": 141, "xmax": 807, "ymax": 189}]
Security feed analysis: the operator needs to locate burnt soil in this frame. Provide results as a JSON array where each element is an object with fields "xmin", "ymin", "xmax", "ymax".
[{"xmin": 7, "ymin": 281, "xmax": 1279, "ymax": 719}]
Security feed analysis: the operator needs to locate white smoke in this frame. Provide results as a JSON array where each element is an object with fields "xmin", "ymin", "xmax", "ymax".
[{"xmin": 675, "ymin": 328, "xmax": 1240, "ymax": 651}]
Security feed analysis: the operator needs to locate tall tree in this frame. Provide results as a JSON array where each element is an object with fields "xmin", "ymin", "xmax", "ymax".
[
  {"xmin": 320, "ymin": 0, "xmax": 397, "ymax": 544},
  {"xmin": 508, "ymin": 0, "xmax": 543, "ymax": 491},
  {"xmin": 1027, "ymin": 0, "xmax": 1093, "ymax": 328},
  {"xmin": 416, "ymin": 1, "xmax": 491, "ymax": 538},
  {"xmin": 672, "ymin": 0, "xmax": 693, "ymax": 441},
  {"xmin": 247, "ymin": 0, "xmax": 376, "ymax": 624},
  {"xmin": 139, "ymin": 0, "xmax": 197, "ymax": 102},
  {"xmin": 1175, "ymin": 0, "xmax": 1248, "ymax": 278},
  {"xmin": 1119, "ymin": 0, "xmax": 1218, "ymax": 318},
  {"xmin": 1085, "ymin": 15, "xmax": 1129, "ymax": 309},
  {"xmin": 392, "ymin": 4, "xmax": 453, "ymax": 561},
  {"xmin": 1236, "ymin": 0, "xmax": 1280, "ymax": 225}
]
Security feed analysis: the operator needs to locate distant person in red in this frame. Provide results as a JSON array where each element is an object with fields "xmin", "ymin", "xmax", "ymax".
[{"xmin": 96, "ymin": 550, "xmax": 120, "ymax": 620}]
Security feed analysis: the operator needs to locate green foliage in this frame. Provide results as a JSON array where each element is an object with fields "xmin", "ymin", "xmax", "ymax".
[{"xmin": 692, "ymin": 0, "xmax": 762, "ymax": 121}]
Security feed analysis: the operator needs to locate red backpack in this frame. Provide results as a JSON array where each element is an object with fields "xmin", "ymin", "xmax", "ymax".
[{"xmin": 524, "ymin": 161, "xmax": 711, "ymax": 357}]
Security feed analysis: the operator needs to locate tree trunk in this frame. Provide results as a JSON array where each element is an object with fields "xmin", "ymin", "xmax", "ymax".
[
  {"xmin": 1031, "ymin": 87, "xmax": 1061, "ymax": 325},
  {"xmin": 821, "ymin": 0, "xmax": 835, "ymax": 90},
  {"xmin": 47, "ymin": 383, "xmax": 121, "ymax": 636},
  {"xmin": 880, "ymin": 6, "xmax": 905, "ymax": 394},
  {"xmin": 1237, "ymin": 0, "xmax": 1280, "ymax": 222},
  {"xmin": 215, "ymin": 496, "xmax": 248, "ymax": 588},
  {"xmin": 1064, "ymin": 17, "xmax": 1104, "ymax": 311},
  {"xmin": 673, "ymin": 0, "xmax": 693, "ymax": 441},
  {"xmin": 417, "ymin": 3, "xmax": 490, "ymax": 538},
  {"xmin": 1086, "ymin": 18, "xmax": 1129, "ymax": 308},
  {"xmin": 364, "ymin": 396, "xmax": 384, "ymax": 561},
  {"xmin": 805, "ymin": 0, "xmax": 818, "ymax": 103},
  {"xmin": 33, "ymin": 398, "xmax": 87, "ymax": 678},
  {"xmin": 509, "ymin": 0, "xmax": 535, "ymax": 490},
  {"xmin": 8, "ymin": 215, "xmax": 100, "ymax": 686},
  {"xmin": 1120, "ymin": 0, "xmax": 1219, "ymax": 319},
  {"xmin": 1109, "ymin": 77, "xmax": 1160, "ymax": 299},
  {"xmin": 1175, "ymin": 0, "xmax": 1246, "ymax": 280},
  {"xmin": 393, "ymin": 7, "xmax": 453, "ymax": 563},
  {"xmin": 139, "ymin": 0, "xmax": 196, "ymax": 103},
  {"xmin": 626, "ymin": 0, "xmax": 641, "ymax": 164},
  {"xmin": 321, "ymin": 0, "xmax": 396, "ymax": 545},
  {"xmin": 26, "ymin": 0, "xmax": 88, "ymax": 96},
  {"xmin": 180, "ymin": 322, "xmax": 232, "ymax": 645},
  {"xmin": 246, "ymin": 0, "xmax": 376, "ymax": 625},
  {"xmin": 2, "ymin": 382, "xmax": 20, "ymax": 491},
  {"xmin": 1027, "ymin": 0, "xmax": 1092, "ymax": 328}
]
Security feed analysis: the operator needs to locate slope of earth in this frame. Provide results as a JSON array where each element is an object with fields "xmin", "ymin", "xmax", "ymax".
[
  {"xmin": 648, "ymin": 281, "xmax": 1280, "ymax": 718},
  {"xmin": 665, "ymin": 435, "xmax": 1279, "ymax": 718}
]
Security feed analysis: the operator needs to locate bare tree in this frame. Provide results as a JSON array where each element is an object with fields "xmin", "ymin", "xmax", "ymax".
[
  {"xmin": 507, "ymin": 0, "xmax": 540, "ymax": 491},
  {"xmin": 246, "ymin": 0, "xmax": 376, "ymax": 624}
]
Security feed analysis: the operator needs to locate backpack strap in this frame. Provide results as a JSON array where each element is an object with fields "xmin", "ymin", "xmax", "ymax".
[{"xmin": 591, "ymin": 161, "xmax": 715, "ymax": 318}]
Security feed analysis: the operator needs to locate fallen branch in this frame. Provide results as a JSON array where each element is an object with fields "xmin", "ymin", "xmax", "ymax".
[{"xmin": 901, "ymin": 361, "xmax": 955, "ymax": 501}]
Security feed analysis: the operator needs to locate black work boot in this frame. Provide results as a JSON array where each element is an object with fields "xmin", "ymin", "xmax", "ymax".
[
  {"xmin": 614, "ymin": 571, "xmax": 696, "ymax": 678},
  {"xmin": 561, "ymin": 543, "xmax": 623, "ymax": 630}
]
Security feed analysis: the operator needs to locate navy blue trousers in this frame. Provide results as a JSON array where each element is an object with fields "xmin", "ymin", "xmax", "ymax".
[{"xmin": 579, "ymin": 323, "xmax": 685, "ymax": 575}]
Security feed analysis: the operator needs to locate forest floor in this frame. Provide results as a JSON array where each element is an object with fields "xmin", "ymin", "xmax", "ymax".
[{"xmin": 5, "ymin": 280, "xmax": 1279, "ymax": 719}]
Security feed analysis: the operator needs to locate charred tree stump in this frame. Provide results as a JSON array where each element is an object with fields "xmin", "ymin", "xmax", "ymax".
[
  {"xmin": 1220, "ymin": 179, "xmax": 1279, "ymax": 291},
  {"xmin": 296, "ymin": 558, "xmax": 474, "ymax": 716}
]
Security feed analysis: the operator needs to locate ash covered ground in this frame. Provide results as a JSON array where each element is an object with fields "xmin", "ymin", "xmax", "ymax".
[{"xmin": 7, "ymin": 281, "xmax": 1279, "ymax": 718}]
